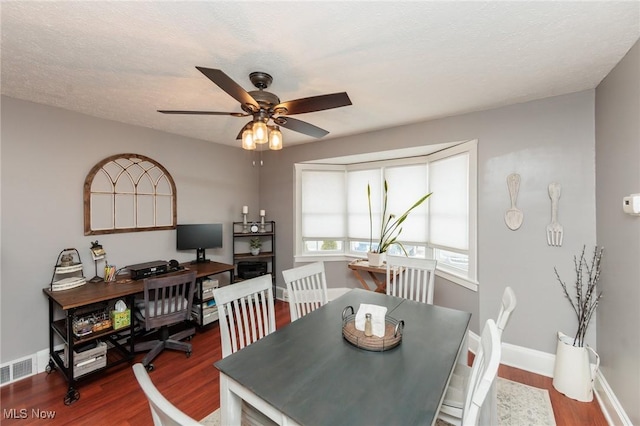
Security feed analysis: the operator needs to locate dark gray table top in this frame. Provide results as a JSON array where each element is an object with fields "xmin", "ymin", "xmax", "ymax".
[{"xmin": 215, "ymin": 288, "xmax": 471, "ymax": 426}]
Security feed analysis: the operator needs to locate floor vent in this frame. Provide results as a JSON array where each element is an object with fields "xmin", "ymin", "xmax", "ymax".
[{"xmin": 1, "ymin": 356, "xmax": 35, "ymax": 386}]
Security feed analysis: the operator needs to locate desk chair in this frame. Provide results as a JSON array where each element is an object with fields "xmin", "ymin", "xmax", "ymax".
[
  {"xmin": 437, "ymin": 319, "xmax": 501, "ymax": 426},
  {"xmin": 282, "ymin": 261, "xmax": 329, "ymax": 322},
  {"xmin": 385, "ymin": 256, "xmax": 437, "ymax": 304},
  {"xmin": 134, "ymin": 271, "xmax": 197, "ymax": 371},
  {"xmin": 132, "ymin": 363, "xmax": 202, "ymax": 426}
]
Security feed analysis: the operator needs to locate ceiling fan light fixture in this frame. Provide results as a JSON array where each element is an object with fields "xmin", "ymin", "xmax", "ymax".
[
  {"xmin": 252, "ymin": 120, "xmax": 268, "ymax": 144},
  {"xmin": 242, "ymin": 128, "xmax": 256, "ymax": 150},
  {"xmin": 269, "ymin": 126, "xmax": 283, "ymax": 150}
]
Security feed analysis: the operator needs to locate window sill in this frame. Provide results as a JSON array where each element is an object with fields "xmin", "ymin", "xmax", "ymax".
[{"xmin": 294, "ymin": 254, "xmax": 478, "ymax": 292}]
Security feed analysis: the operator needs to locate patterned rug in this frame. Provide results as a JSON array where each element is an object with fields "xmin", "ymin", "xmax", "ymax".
[{"xmin": 201, "ymin": 377, "xmax": 556, "ymax": 426}]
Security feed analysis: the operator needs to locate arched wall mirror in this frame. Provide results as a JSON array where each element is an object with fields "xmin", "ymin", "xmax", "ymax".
[{"xmin": 84, "ymin": 153, "xmax": 177, "ymax": 235}]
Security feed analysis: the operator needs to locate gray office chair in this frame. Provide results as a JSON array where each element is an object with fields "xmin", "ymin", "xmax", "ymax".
[{"xmin": 134, "ymin": 271, "xmax": 197, "ymax": 371}]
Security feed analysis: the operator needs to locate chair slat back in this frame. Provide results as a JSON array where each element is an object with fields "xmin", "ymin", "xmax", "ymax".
[
  {"xmin": 462, "ymin": 319, "xmax": 501, "ymax": 425},
  {"xmin": 282, "ymin": 261, "xmax": 329, "ymax": 322},
  {"xmin": 132, "ymin": 363, "xmax": 202, "ymax": 426},
  {"xmin": 386, "ymin": 256, "xmax": 437, "ymax": 304},
  {"xmin": 213, "ymin": 274, "xmax": 276, "ymax": 358},
  {"xmin": 141, "ymin": 271, "xmax": 197, "ymax": 330}
]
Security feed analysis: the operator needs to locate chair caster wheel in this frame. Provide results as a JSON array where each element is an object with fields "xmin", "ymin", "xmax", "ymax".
[
  {"xmin": 186, "ymin": 351, "xmax": 192, "ymax": 358},
  {"xmin": 145, "ymin": 363, "xmax": 155, "ymax": 372},
  {"xmin": 64, "ymin": 388, "xmax": 80, "ymax": 405}
]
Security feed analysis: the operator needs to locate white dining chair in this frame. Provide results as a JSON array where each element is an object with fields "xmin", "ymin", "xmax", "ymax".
[
  {"xmin": 495, "ymin": 286, "xmax": 517, "ymax": 334},
  {"xmin": 385, "ymin": 256, "xmax": 437, "ymax": 304},
  {"xmin": 213, "ymin": 275, "xmax": 277, "ymax": 426},
  {"xmin": 132, "ymin": 363, "xmax": 202, "ymax": 426},
  {"xmin": 453, "ymin": 286, "xmax": 517, "ymax": 424},
  {"xmin": 282, "ymin": 261, "xmax": 329, "ymax": 322},
  {"xmin": 437, "ymin": 319, "xmax": 501, "ymax": 426},
  {"xmin": 212, "ymin": 274, "xmax": 276, "ymax": 359}
]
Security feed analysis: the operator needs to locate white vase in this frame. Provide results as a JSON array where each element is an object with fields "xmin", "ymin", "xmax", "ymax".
[
  {"xmin": 367, "ymin": 252, "xmax": 386, "ymax": 267},
  {"xmin": 552, "ymin": 331, "xmax": 600, "ymax": 402}
]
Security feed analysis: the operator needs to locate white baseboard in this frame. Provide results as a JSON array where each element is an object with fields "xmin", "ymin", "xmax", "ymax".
[{"xmin": 467, "ymin": 331, "xmax": 629, "ymax": 426}]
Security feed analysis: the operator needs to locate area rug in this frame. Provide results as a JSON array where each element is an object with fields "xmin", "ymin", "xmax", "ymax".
[{"xmin": 201, "ymin": 378, "xmax": 556, "ymax": 426}]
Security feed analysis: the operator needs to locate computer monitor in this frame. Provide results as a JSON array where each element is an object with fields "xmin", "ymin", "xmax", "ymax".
[{"xmin": 176, "ymin": 223, "xmax": 223, "ymax": 264}]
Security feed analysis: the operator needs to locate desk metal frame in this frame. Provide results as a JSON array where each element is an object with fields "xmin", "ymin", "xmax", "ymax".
[
  {"xmin": 216, "ymin": 288, "xmax": 471, "ymax": 426},
  {"xmin": 43, "ymin": 261, "xmax": 233, "ymax": 404}
]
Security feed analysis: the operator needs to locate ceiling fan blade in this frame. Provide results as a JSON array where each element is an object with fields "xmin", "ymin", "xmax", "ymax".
[
  {"xmin": 275, "ymin": 92, "xmax": 352, "ymax": 115},
  {"xmin": 158, "ymin": 110, "xmax": 248, "ymax": 117},
  {"xmin": 195, "ymin": 67, "xmax": 259, "ymax": 112},
  {"xmin": 276, "ymin": 117, "xmax": 329, "ymax": 138}
]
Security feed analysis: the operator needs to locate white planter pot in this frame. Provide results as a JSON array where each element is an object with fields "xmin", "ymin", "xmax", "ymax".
[
  {"xmin": 367, "ymin": 252, "xmax": 386, "ymax": 267},
  {"xmin": 552, "ymin": 331, "xmax": 600, "ymax": 402},
  {"xmin": 250, "ymin": 248, "xmax": 260, "ymax": 256}
]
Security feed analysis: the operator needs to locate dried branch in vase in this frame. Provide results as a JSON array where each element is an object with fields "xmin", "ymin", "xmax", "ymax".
[{"xmin": 554, "ymin": 245, "xmax": 604, "ymax": 347}]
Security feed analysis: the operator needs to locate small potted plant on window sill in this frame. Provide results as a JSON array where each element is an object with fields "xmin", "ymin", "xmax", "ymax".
[
  {"xmin": 367, "ymin": 180, "xmax": 431, "ymax": 266},
  {"xmin": 249, "ymin": 237, "xmax": 262, "ymax": 256}
]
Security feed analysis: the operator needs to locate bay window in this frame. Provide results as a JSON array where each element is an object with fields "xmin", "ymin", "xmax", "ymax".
[{"xmin": 295, "ymin": 140, "xmax": 477, "ymax": 288}]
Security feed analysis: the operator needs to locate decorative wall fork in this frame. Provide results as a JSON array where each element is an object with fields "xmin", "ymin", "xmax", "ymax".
[{"xmin": 547, "ymin": 182, "xmax": 563, "ymax": 246}]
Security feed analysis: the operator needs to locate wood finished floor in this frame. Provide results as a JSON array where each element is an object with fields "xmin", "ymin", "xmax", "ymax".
[{"xmin": 1, "ymin": 300, "xmax": 608, "ymax": 425}]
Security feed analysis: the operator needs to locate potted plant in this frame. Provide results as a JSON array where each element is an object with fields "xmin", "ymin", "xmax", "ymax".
[
  {"xmin": 249, "ymin": 237, "xmax": 262, "ymax": 256},
  {"xmin": 366, "ymin": 180, "xmax": 431, "ymax": 266},
  {"xmin": 552, "ymin": 245, "xmax": 603, "ymax": 402}
]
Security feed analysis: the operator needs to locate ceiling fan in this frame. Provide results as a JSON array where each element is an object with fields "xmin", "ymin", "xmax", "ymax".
[{"xmin": 158, "ymin": 67, "xmax": 352, "ymax": 150}]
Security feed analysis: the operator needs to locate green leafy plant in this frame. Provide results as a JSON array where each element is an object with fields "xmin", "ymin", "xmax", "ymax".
[
  {"xmin": 554, "ymin": 245, "xmax": 604, "ymax": 347},
  {"xmin": 250, "ymin": 237, "xmax": 262, "ymax": 250},
  {"xmin": 367, "ymin": 180, "xmax": 431, "ymax": 255}
]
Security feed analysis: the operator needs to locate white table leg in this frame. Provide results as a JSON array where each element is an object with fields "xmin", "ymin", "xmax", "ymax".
[{"xmin": 220, "ymin": 372, "xmax": 242, "ymax": 425}]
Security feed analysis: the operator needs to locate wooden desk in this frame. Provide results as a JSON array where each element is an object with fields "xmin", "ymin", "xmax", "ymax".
[
  {"xmin": 348, "ymin": 259, "xmax": 398, "ymax": 293},
  {"xmin": 43, "ymin": 260, "xmax": 233, "ymax": 404},
  {"xmin": 215, "ymin": 289, "xmax": 471, "ymax": 426}
]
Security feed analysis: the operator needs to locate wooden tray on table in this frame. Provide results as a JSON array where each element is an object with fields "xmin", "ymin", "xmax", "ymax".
[{"xmin": 341, "ymin": 306, "xmax": 404, "ymax": 352}]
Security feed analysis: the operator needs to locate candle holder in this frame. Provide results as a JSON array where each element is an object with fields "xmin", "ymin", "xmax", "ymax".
[
  {"xmin": 259, "ymin": 216, "xmax": 266, "ymax": 233},
  {"xmin": 242, "ymin": 213, "xmax": 249, "ymax": 233}
]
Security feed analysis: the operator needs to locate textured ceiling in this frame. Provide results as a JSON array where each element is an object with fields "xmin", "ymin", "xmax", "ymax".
[{"xmin": 2, "ymin": 1, "xmax": 639, "ymax": 149}]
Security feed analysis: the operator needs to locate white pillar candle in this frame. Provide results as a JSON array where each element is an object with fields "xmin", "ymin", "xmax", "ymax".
[
  {"xmin": 260, "ymin": 209, "xmax": 265, "ymax": 217},
  {"xmin": 242, "ymin": 205, "xmax": 248, "ymax": 214}
]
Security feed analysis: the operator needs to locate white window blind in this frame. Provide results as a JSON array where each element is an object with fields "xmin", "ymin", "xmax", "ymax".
[
  {"xmin": 301, "ymin": 169, "xmax": 346, "ymax": 239},
  {"xmin": 347, "ymin": 169, "xmax": 381, "ymax": 240},
  {"xmin": 429, "ymin": 152, "xmax": 469, "ymax": 250},
  {"xmin": 385, "ymin": 164, "xmax": 429, "ymax": 243}
]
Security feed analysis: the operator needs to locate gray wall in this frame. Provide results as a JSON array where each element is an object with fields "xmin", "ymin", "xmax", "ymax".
[
  {"xmin": 595, "ymin": 40, "xmax": 640, "ymax": 424},
  {"xmin": 0, "ymin": 96, "xmax": 260, "ymax": 362},
  {"xmin": 260, "ymin": 90, "xmax": 597, "ymax": 353}
]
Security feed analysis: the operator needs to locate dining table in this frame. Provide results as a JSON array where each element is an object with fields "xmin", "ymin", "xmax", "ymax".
[{"xmin": 214, "ymin": 288, "xmax": 471, "ymax": 426}]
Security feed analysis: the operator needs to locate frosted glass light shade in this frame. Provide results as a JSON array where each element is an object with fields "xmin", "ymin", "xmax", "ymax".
[
  {"xmin": 242, "ymin": 129, "xmax": 256, "ymax": 150},
  {"xmin": 269, "ymin": 127, "xmax": 283, "ymax": 150},
  {"xmin": 252, "ymin": 121, "xmax": 268, "ymax": 144}
]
